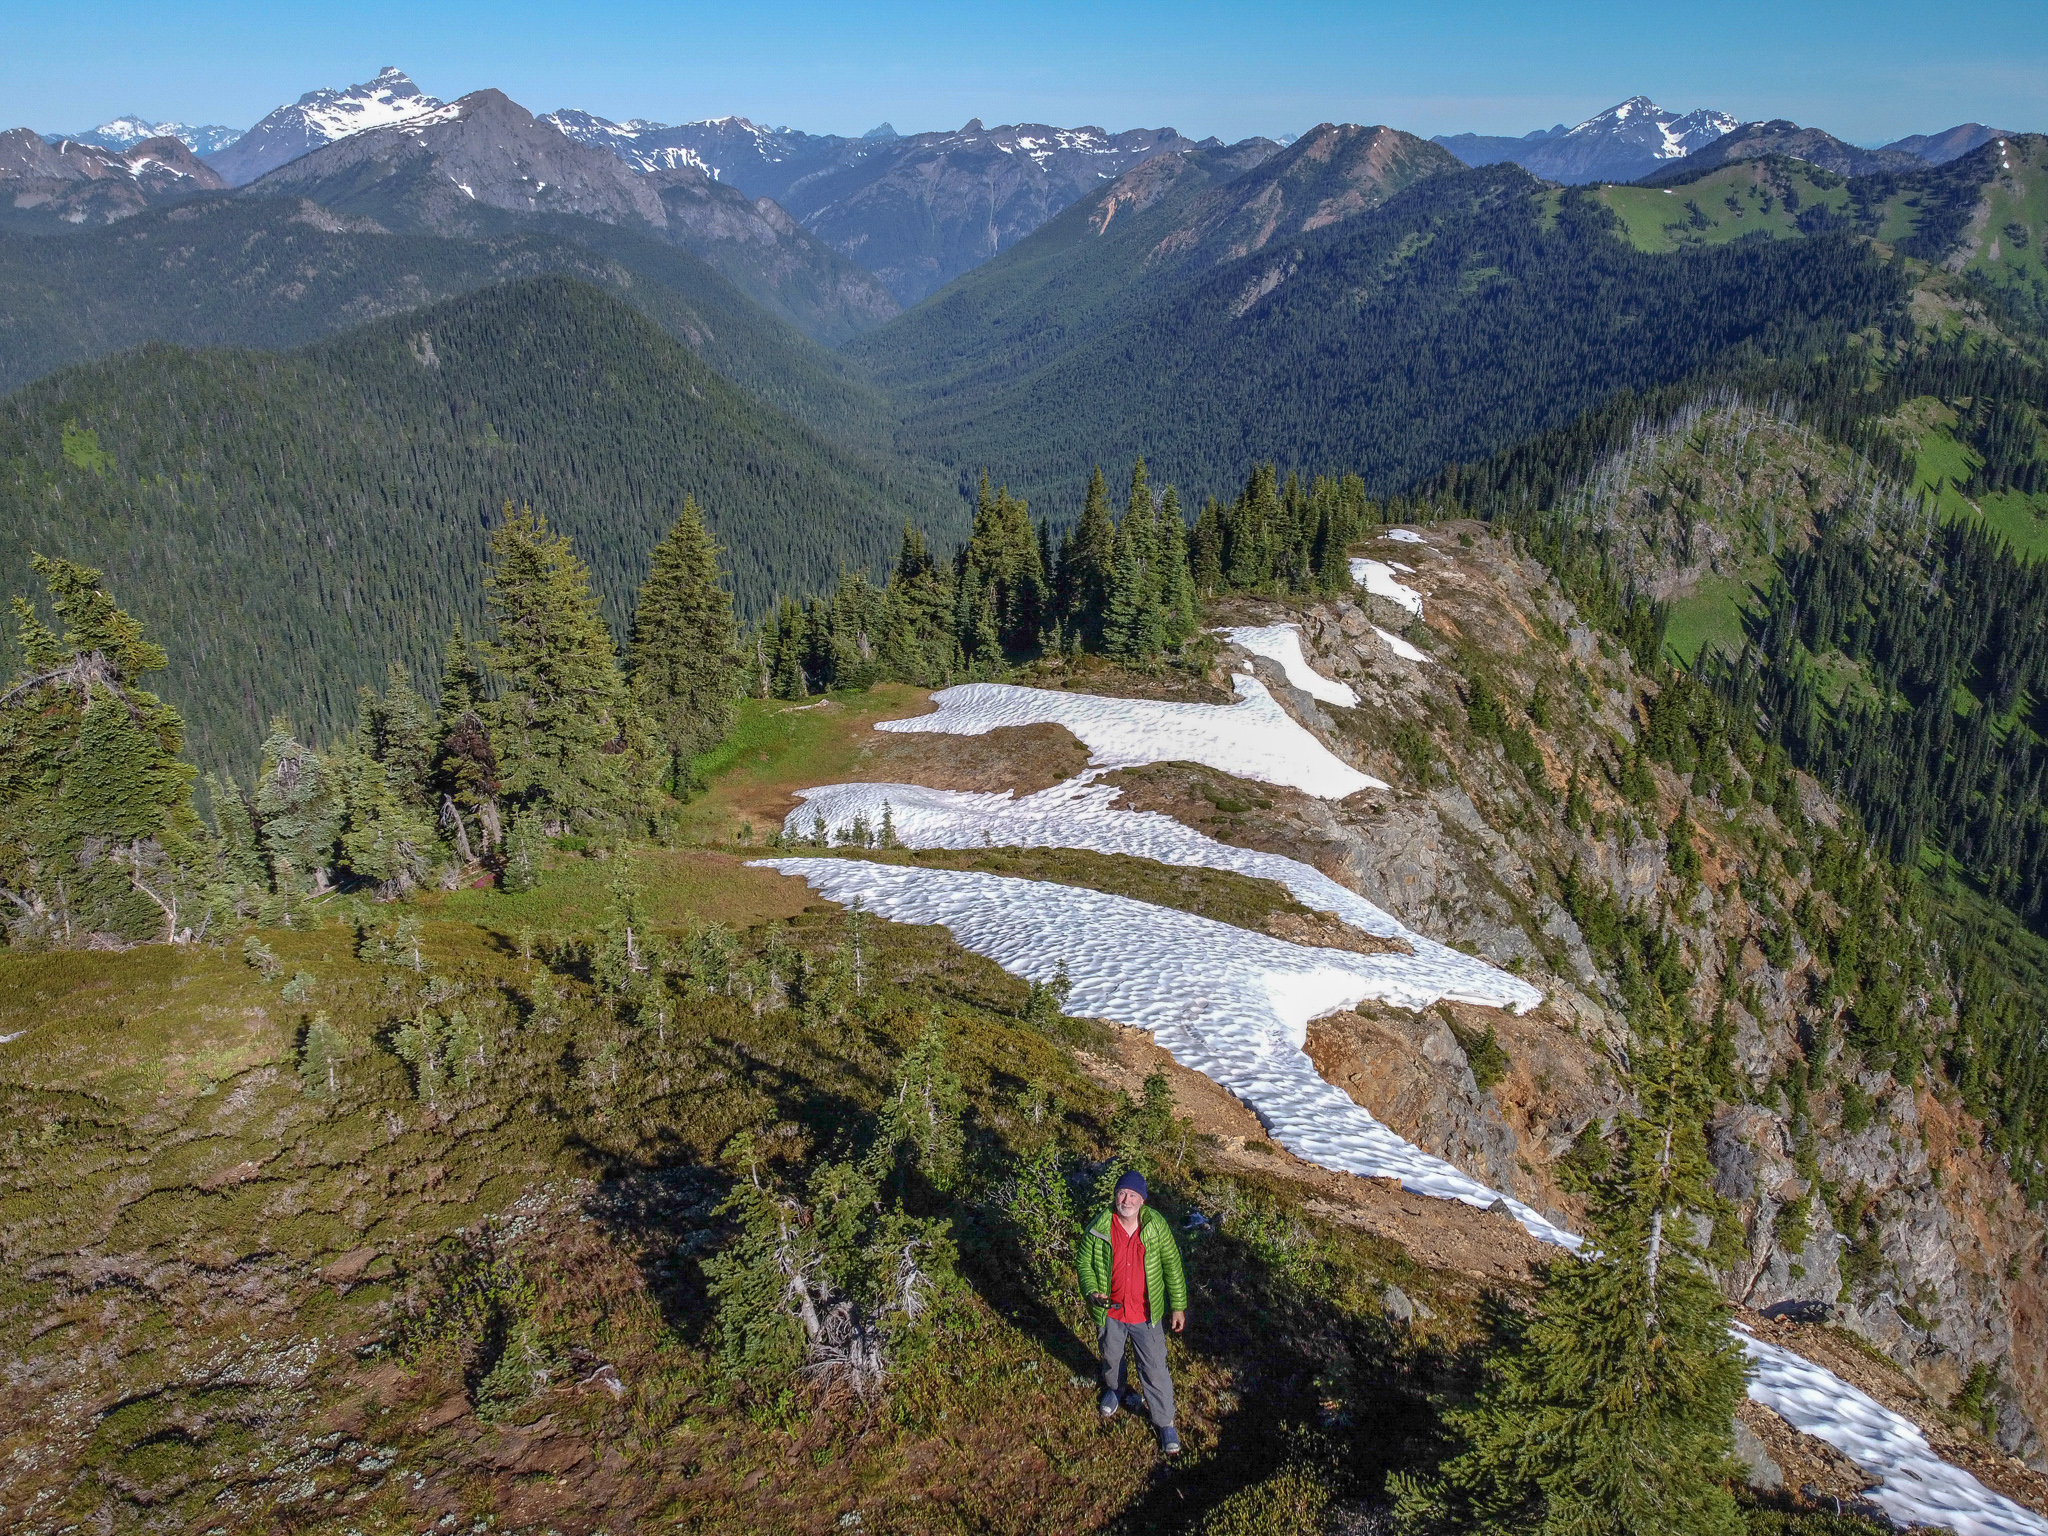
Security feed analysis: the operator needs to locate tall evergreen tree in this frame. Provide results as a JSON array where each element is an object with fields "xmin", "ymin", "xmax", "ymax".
[
  {"xmin": 1062, "ymin": 466, "xmax": 1118, "ymax": 647},
  {"xmin": 0, "ymin": 556, "xmax": 204, "ymax": 944},
  {"xmin": 629, "ymin": 497, "xmax": 745, "ymax": 790},
  {"xmin": 432, "ymin": 621, "xmax": 500, "ymax": 856},
  {"xmin": 254, "ymin": 717, "xmax": 339, "ymax": 898},
  {"xmin": 961, "ymin": 473, "xmax": 1047, "ymax": 657},
  {"xmin": 1393, "ymin": 1001, "xmax": 1747, "ymax": 1536},
  {"xmin": 1155, "ymin": 485, "xmax": 1198, "ymax": 642},
  {"xmin": 481, "ymin": 504, "xmax": 653, "ymax": 833}
]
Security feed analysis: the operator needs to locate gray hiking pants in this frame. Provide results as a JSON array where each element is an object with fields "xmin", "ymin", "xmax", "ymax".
[{"xmin": 1100, "ymin": 1315, "xmax": 1175, "ymax": 1429}]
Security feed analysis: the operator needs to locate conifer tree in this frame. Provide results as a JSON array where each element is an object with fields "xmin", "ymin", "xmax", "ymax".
[
  {"xmin": 1155, "ymin": 485, "xmax": 1198, "ymax": 644},
  {"xmin": 205, "ymin": 773, "xmax": 267, "ymax": 893},
  {"xmin": 432, "ymin": 622, "xmax": 500, "ymax": 856},
  {"xmin": 255, "ymin": 718, "xmax": 340, "ymax": 898},
  {"xmin": 1, "ymin": 556, "xmax": 203, "ymax": 944},
  {"xmin": 870, "ymin": 1017, "xmax": 967, "ymax": 1193},
  {"xmin": 1392, "ymin": 1000, "xmax": 1747, "ymax": 1536},
  {"xmin": 961, "ymin": 473, "xmax": 1047, "ymax": 657},
  {"xmin": 1063, "ymin": 467, "xmax": 1118, "ymax": 647},
  {"xmin": 1190, "ymin": 495, "xmax": 1227, "ymax": 593},
  {"xmin": 629, "ymin": 497, "xmax": 745, "ymax": 790},
  {"xmin": 482, "ymin": 504, "xmax": 653, "ymax": 833}
]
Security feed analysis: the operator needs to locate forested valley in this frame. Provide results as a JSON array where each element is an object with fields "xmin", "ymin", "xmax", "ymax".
[{"xmin": 7, "ymin": 118, "xmax": 2048, "ymax": 1536}]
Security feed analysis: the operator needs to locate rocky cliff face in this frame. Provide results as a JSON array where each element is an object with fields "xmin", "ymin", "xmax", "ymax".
[
  {"xmin": 244, "ymin": 91, "xmax": 898, "ymax": 342},
  {"xmin": 0, "ymin": 127, "xmax": 224, "ymax": 224},
  {"xmin": 780, "ymin": 120, "xmax": 1218, "ymax": 307},
  {"xmin": 1183, "ymin": 523, "xmax": 2047, "ymax": 1466}
]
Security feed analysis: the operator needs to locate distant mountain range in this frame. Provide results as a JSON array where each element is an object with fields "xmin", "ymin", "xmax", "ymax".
[
  {"xmin": 2, "ymin": 67, "xmax": 2037, "ymax": 328},
  {"xmin": 545, "ymin": 110, "xmax": 1221, "ymax": 304},
  {"xmin": 1641, "ymin": 119, "xmax": 1926, "ymax": 182},
  {"xmin": 1434, "ymin": 97, "xmax": 1738, "ymax": 185},
  {"xmin": 1434, "ymin": 96, "xmax": 2022, "ymax": 184},
  {"xmin": 204, "ymin": 66, "xmax": 447, "ymax": 185},
  {"xmin": 54, "ymin": 116, "xmax": 242, "ymax": 155},
  {"xmin": 0, "ymin": 128, "xmax": 223, "ymax": 226}
]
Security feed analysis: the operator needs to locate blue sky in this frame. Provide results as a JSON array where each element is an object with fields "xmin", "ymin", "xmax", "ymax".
[{"xmin": 8, "ymin": 0, "xmax": 2044, "ymax": 145}]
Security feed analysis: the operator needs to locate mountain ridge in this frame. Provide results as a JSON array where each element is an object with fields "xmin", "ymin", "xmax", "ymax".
[
  {"xmin": 1433, "ymin": 95, "xmax": 1737, "ymax": 184},
  {"xmin": 242, "ymin": 88, "xmax": 899, "ymax": 342},
  {"xmin": 203, "ymin": 65, "xmax": 445, "ymax": 186},
  {"xmin": 0, "ymin": 128, "xmax": 223, "ymax": 225}
]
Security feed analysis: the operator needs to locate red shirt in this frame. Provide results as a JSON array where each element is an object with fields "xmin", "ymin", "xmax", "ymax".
[{"xmin": 1109, "ymin": 1213, "xmax": 1148, "ymax": 1325}]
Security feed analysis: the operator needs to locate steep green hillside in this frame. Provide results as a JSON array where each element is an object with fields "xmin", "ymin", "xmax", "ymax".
[
  {"xmin": 854, "ymin": 163, "xmax": 1909, "ymax": 521},
  {"xmin": 851, "ymin": 127, "xmax": 1453, "ymax": 411},
  {"xmin": 1593, "ymin": 160, "xmax": 1859, "ymax": 251},
  {"xmin": 0, "ymin": 195, "xmax": 901, "ymax": 442},
  {"xmin": 1596, "ymin": 137, "xmax": 2048, "ymax": 333},
  {"xmin": 0, "ymin": 276, "xmax": 965, "ymax": 767}
]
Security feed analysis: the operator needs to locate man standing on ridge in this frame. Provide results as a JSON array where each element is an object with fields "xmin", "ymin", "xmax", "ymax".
[{"xmin": 1078, "ymin": 1170, "xmax": 1188, "ymax": 1456}]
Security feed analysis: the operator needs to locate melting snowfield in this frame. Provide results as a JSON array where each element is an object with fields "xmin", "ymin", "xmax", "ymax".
[
  {"xmin": 875, "ymin": 675, "xmax": 1384, "ymax": 797},
  {"xmin": 756, "ymin": 856, "xmax": 1579, "ymax": 1249},
  {"xmin": 1348, "ymin": 558, "xmax": 1425, "ymax": 615},
  {"xmin": 781, "ymin": 778, "xmax": 1539, "ymax": 1011},
  {"xmin": 1741, "ymin": 1332, "xmax": 2048, "ymax": 1535},
  {"xmin": 1218, "ymin": 624, "xmax": 1360, "ymax": 707},
  {"xmin": 815, "ymin": 673, "xmax": 2045, "ymax": 1533}
]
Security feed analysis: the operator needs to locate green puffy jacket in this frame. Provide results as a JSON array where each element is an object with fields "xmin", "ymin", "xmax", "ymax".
[{"xmin": 1077, "ymin": 1203, "xmax": 1187, "ymax": 1329}]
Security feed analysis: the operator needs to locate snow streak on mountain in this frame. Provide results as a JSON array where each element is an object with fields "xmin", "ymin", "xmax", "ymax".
[{"xmin": 203, "ymin": 66, "xmax": 446, "ymax": 186}]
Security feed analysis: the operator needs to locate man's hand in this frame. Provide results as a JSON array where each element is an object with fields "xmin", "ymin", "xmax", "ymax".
[{"xmin": 1170, "ymin": 1310, "xmax": 1186, "ymax": 1334}]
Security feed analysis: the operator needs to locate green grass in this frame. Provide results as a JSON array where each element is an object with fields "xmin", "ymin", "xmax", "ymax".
[
  {"xmin": 1665, "ymin": 574, "xmax": 1761, "ymax": 666},
  {"xmin": 1597, "ymin": 163, "xmax": 1852, "ymax": 254},
  {"xmin": 673, "ymin": 683, "xmax": 932, "ymax": 845},
  {"xmin": 1899, "ymin": 396, "xmax": 2048, "ymax": 561}
]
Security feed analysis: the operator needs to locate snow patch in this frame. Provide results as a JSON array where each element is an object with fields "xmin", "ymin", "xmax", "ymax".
[
  {"xmin": 1373, "ymin": 626, "xmax": 1428, "ymax": 663},
  {"xmin": 876, "ymin": 676, "xmax": 1384, "ymax": 798},
  {"xmin": 782, "ymin": 779, "xmax": 1539, "ymax": 1010},
  {"xmin": 757, "ymin": 849, "xmax": 2043, "ymax": 1533},
  {"xmin": 1384, "ymin": 528, "xmax": 1427, "ymax": 544},
  {"xmin": 1218, "ymin": 624, "xmax": 1358, "ymax": 707},
  {"xmin": 1349, "ymin": 559, "xmax": 1425, "ymax": 616},
  {"xmin": 1739, "ymin": 1330, "xmax": 2048, "ymax": 1535},
  {"xmin": 755, "ymin": 857, "xmax": 1577, "ymax": 1248}
]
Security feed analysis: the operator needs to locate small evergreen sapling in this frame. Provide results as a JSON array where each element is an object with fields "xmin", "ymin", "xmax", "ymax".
[
  {"xmin": 299, "ymin": 1012, "xmax": 345, "ymax": 1098},
  {"xmin": 871, "ymin": 1017, "xmax": 967, "ymax": 1193}
]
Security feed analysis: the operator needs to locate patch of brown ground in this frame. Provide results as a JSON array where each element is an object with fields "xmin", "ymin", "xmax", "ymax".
[
  {"xmin": 852, "ymin": 722, "xmax": 1094, "ymax": 794},
  {"xmin": 1736, "ymin": 1397, "xmax": 1885, "ymax": 1508},
  {"xmin": 1073, "ymin": 1022, "xmax": 1549, "ymax": 1284},
  {"xmin": 1265, "ymin": 910, "xmax": 1411, "ymax": 956}
]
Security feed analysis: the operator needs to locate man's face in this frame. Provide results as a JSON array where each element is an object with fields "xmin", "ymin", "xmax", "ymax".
[{"xmin": 1115, "ymin": 1186, "xmax": 1145, "ymax": 1221}]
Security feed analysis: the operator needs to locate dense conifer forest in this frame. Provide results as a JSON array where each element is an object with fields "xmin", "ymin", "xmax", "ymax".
[
  {"xmin": 0, "ymin": 276, "xmax": 961, "ymax": 766},
  {"xmin": 0, "ymin": 196, "xmax": 901, "ymax": 440},
  {"xmin": 853, "ymin": 165, "xmax": 1911, "ymax": 518}
]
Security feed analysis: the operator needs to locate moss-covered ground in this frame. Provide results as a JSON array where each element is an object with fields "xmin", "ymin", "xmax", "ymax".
[
  {"xmin": 0, "ymin": 721, "xmax": 1490, "ymax": 1533},
  {"xmin": 0, "ymin": 646, "xmax": 1927, "ymax": 1534}
]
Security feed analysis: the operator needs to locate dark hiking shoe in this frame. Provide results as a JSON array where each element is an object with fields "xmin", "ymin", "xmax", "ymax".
[
  {"xmin": 1160, "ymin": 1426, "xmax": 1182, "ymax": 1457},
  {"xmin": 1099, "ymin": 1388, "xmax": 1120, "ymax": 1418},
  {"xmin": 1120, "ymin": 1387, "xmax": 1144, "ymax": 1413}
]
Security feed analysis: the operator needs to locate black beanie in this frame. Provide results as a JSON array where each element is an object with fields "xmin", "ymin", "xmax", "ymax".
[{"xmin": 1114, "ymin": 1170, "xmax": 1148, "ymax": 1200}]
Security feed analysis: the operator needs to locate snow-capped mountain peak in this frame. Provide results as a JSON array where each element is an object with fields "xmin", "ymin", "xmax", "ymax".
[
  {"xmin": 288, "ymin": 66, "xmax": 441, "ymax": 140},
  {"xmin": 203, "ymin": 66, "xmax": 445, "ymax": 185},
  {"xmin": 1563, "ymin": 96, "xmax": 1736, "ymax": 160},
  {"xmin": 61, "ymin": 115, "xmax": 243, "ymax": 155}
]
